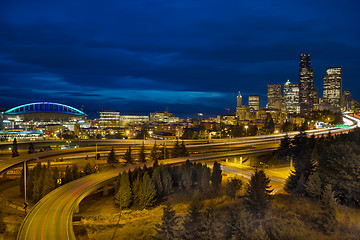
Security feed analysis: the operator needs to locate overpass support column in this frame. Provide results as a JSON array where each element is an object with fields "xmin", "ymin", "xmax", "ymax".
[
  {"xmin": 234, "ymin": 158, "xmax": 236, "ymax": 164},
  {"xmin": 240, "ymin": 157, "xmax": 243, "ymax": 165}
]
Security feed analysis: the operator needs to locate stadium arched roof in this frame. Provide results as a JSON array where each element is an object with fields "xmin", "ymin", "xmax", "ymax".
[{"xmin": 4, "ymin": 102, "xmax": 85, "ymax": 116}]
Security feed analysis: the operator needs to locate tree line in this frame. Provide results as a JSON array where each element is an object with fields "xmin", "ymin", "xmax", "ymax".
[
  {"xmin": 20, "ymin": 162, "xmax": 97, "ymax": 203},
  {"xmin": 114, "ymin": 160, "xmax": 222, "ymax": 210}
]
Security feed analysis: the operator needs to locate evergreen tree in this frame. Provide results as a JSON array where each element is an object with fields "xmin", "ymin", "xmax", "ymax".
[
  {"xmin": 64, "ymin": 165, "xmax": 74, "ymax": 183},
  {"xmin": 171, "ymin": 141, "xmax": 181, "ymax": 158},
  {"xmin": 154, "ymin": 203, "xmax": 179, "ymax": 240},
  {"xmin": 26, "ymin": 171, "xmax": 34, "ymax": 200},
  {"xmin": 211, "ymin": 161, "xmax": 222, "ymax": 190},
  {"xmin": 83, "ymin": 163, "xmax": 95, "ymax": 175},
  {"xmin": 225, "ymin": 178, "xmax": 242, "ymax": 199},
  {"xmin": 161, "ymin": 165, "xmax": 173, "ymax": 195},
  {"xmin": 115, "ymin": 172, "xmax": 122, "ymax": 194},
  {"xmin": 138, "ymin": 172, "xmax": 157, "ymax": 209},
  {"xmin": 200, "ymin": 166, "xmax": 211, "ymax": 191},
  {"xmin": 225, "ymin": 202, "xmax": 252, "ymax": 239},
  {"xmin": 317, "ymin": 185, "xmax": 337, "ymax": 234},
  {"xmin": 275, "ymin": 133, "xmax": 292, "ymax": 161},
  {"xmin": 181, "ymin": 164, "xmax": 192, "ymax": 190},
  {"xmin": 53, "ymin": 167, "xmax": 60, "ymax": 187},
  {"xmin": 20, "ymin": 164, "xmax": 28, "ymax": 196},
  {"xmin": 28, "ymin": 142, "xmax": 35, "ymax": 154},
  {"xmin": 305, "ymin": 171, "xmax": 322, "ymax": 199},
  {"xmin": 202, "ymin": 201, "xmax": 218, "ymax": 240},
  {"xmin": 180, "ymin": 141, "xmax": 189, "ymax": 157},
  {"xmin": 42, "ymin": 166, "xmax": 55, "ymax": 197},
  {"xmin": 72, "ymin": 165, "xmax": 80, "ymax": 179},
  {"xmin": 123, "ymin": 145, "xmax": 133, "ymax": 165},
  {"xmin": 107, "ymin": 147, "xmax": 118, "ymax": 165},
  {"xmin": 115, "ymin": 172, "xmax": 133, "ymax": 209},
  {"xmin": 182, "ymin": 193, "xmax": 204, "ymax": 239},
  {"xmin": 245, "ymin": 169, "xmax": 272, "ymax": 218},
  {"xmin": 150, "ymin": 143, "xmax": 160, "ymax": 162},
  {"xmin": 12, "ymin": 138, "xmax": 19, "ymax": 157},
  {"xmin": 152, "ymin": 166, "xmax": 164, "ymax": 197},
  {"xmin": 138, "ymin": 143, "xmax": 146, "ymax": 163},
  {"xmin": 131, "ymin": 175, "xmax": 142, "ymax": 205},
  {"xmin": 33, "ymin": 166, "xmax": 45, "ymax": 202}
]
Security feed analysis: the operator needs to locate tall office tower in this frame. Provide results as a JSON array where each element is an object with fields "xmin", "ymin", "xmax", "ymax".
[
  {"xmin": 237, "ymin": 91, "xmax": 242, "ymax": 107},
  {"xmin": 323, "ymin": 67, "xmax": 342, "ymax": 108},
  {"xmin": 283, "ymin": 80, "xmax": 300, "ymax": 114},
  {"xmin": 299, "ymin": 53, "xmax": 317, "ymax": 112},
  {"xmin": 248, "ymin": 95, "xmax": 259, "ymax": 111},
  {"xmin": 341, "ymin": 89, "xmax": 351, "ymax": 111},
  {"xmin": 267, "ymin": 84, "xmax": 281, "ymax": 109}
]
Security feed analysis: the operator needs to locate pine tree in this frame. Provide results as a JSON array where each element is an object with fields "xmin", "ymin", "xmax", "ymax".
[
  {"xmin": 107, "ymin": 147, "xmax": 118, "ymax": 165},
  {"xmin": 72, "ymin": 165, "xmax": 80, "ymax": 179},
  {"xmin": 20, "ymin": 164, "xmax": 28, "ymax": 196},
  {"xmin": 200, "ymin": 166, "xmax": 211, "ymax": 191},
  {"xmin": 115, "ymin": 172, "xmax": 133, "ymax": 209},
  {"xmin": 53, "ymin": 167, "xmax": 60, "ymax": 187},
  {"xmin": 150, "ymin": 143, "xmax": 159, "ymax": 162},
  {"xmin": 154, "ymin": 203, "xmax": 179, "ymax": 240},
  {"xmin": 202, "ymin": 201, "xmax": 218, "ymax": 240},
  {"xmin": 180, "ymin": 141, "xmax": 189, "ymax": 157},
  {"xmin": 138, "ymin": 143, "xmax": 146, "ymax": 163},
  {"xmin": 245, "ymin": 169, "xmax": 272, "ymax": 218},
  {"xmin": 64, "ymin": 165, "xmax": 74, "ymax": 183},
  {"xmin": 225, "ymin": 202, "xmax": 252, "ymax": 239},
  {"xmin": 305, "ymin": 171, "xmax": 322, "ymax": 199},
  {"xmin": 26, "ymin": 171, "xmax": 34, "ymax": 200},
  {"xmin": 182, "ymin": 193, "xmax": 204, "ymax": 239},
  {"xmin": 317, "ymin": 185, "xmax": 337, "ymax": 234},
  {"xmin": 171, "ymin": 141, "xmax": 181, "ymax": 158},
  {"xmin": 83, "ymin": 163, "xmax": 95, "ymax": 175},
  {"xmin": 138, "ymin": 172, "xmax": 157, "ymax": 209},
  {"xmin": 161, "ymin": 165, "xmax": 173, "ymax": 195},
  {"xmin": 225, "ymin": 178, "xmax": 242, "ymax": 199},
  {"xmin": 12, "ymin": 138, "xmax": 19, "ymax": 157},
  {"xmin": 211, "ymin": 161, "xmax": 222, "ymax": 190},
  {"xmin": 42, "ymin": 166, "xmax": 55, "ymax": 197},
  {"xmin": 131, "ymin": 175, "xmax": 141, "ymax": 205},
  {"xmin": 33, "ymin": 166, "xmax": 45, "ymax": 202},
  {"xmin": 123, "ymin": 145, "xmax": 132, "ymax": 165},
  {"xmin": 152, "ymin": 166, "xmax": 164, "ymax": 196}
]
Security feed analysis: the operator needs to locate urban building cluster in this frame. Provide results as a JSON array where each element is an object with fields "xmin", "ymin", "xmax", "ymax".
[{"xmin": 0, "ymin": 54, "xmax": 358, "ymax": 141}]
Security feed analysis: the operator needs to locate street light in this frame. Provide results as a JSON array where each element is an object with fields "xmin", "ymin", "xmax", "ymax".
[{"xmin": 245, "ymin": 125, "xmax": 248, "ymax": 136}]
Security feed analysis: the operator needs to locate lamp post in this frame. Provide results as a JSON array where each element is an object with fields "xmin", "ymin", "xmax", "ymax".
[{"xmin": 245, "ymin": 125, "xmax": 248, "ymax": 136}]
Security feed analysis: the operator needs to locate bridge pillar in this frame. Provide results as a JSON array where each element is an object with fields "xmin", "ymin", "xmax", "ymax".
[
  {"xmin": 103, "ymin": 185, "xmax": 108, "ymax": 196},
  {"xmin": 240, "ymin": 157, "xmax": 243, "ymax": 165},
  {"xmin": 225, "ymin": 158, "xmax": 228, "ymax": 162},
  {"xmin": 234, "ymin": 158, "xmax": 237, "ymax": 164}
]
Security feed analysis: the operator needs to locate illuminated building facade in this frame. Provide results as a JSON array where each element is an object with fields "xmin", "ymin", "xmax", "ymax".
[
  {"xmin": 248, "ymin": 95, "xmax": 259, "ymax": 111},
  {"xmin": 323, "ymin": 67, "xmax": 342, "ymax": 108},
  {"xmin": 299, "ymin": 53, "xmax": 318, "ymax": 113},
  {"xmin": 283, "ymin": 80, "xmax": 300, "ymax": 114},
  {"xmin": 341, "ymin": 89, "xmax": 351, "ymax": 111},
  {"xmin": 237, "ymin": 91, "xmax": 242, "ymax": 107},
  {"xmin": 99, "ymin": 111, "xmax": 120, "ymax": 128},
  {"xmin": 267, "ymin": 84, "xmax": 281, "ymax": 109},
  {"xmin": 150, "ymin": 110, "xmax": 179, "ymax": 123},
  {"xmin": 120, "ymin": 115, "xmax": 149, "ymax": 127}
]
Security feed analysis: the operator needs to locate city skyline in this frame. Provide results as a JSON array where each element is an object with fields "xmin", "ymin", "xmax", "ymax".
[{"xmin": 0, "ymin": 0, "xmax": 359, "ymax": 113}]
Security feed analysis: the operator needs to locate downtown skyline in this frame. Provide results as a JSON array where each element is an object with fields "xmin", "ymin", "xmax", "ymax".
[{"xmin": 0, "ymin": 0, "xmax": 359, "ymax": 114}]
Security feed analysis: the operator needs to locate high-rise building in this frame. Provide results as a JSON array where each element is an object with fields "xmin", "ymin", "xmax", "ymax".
[
  {"xmin": 342, "ymin": 89, "xmax": 351, "ymax": 111},
  {"xmin": 283, "ymin": 80, "xmax": 300, "ymax": 114},
  {"xmin": 323, "ymin": 67, "xmax": 342, "ymax": 108},
  {"xmin": 237, "ymin": 91, "xmax": 242, "ymax": 107},
  {"xmin": 299, "ymin": 53, "xmax": 317, "ymax": 113},
  {"xmin": 267, "ymin": 84, "xmax": 281, "ymax": 109},
  {"xmin": 248, "ymin": 95, "xmax": 259, "ymax": 111},
  {"xmin": 99, "ymin": 111, "xmax": 120, "ymax": 128}
]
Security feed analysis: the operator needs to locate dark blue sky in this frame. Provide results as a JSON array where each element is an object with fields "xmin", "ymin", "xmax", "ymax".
[{"xmin": 1, "ymin": 0, "xmax": 359, "ymax": 115}]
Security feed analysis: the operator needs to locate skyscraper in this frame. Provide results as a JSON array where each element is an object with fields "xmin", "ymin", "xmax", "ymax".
[
  {"xmin": 342, "ymin": 89, "xmax": 351, "ymax": 111},
  {"xmin": 248, "ymin": 95, "xmax": 259, "ymax": 111},
  {"xmin": 267, "ymin": 85, "xmax": 281, "ymax": 109},
  {"xmin": 299, "ymin": 53, "xmax": 317, "ymax": 113},
  {"xmin": 237, "ymin": 91, "xmax": 242, "ymax": 107},
  {"xmin": 283, "ymin": 80, "xmax": 300, "ymax": 114},
  {"xmin": 323, "ymin": 67, "xmax": 342, "ymax": 108}
]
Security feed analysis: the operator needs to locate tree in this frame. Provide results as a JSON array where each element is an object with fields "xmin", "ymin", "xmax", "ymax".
[
  {"xmin": 275, "ymin": 133, "xmax": 292, "ymax": 161},
  {"xmin": 64, "ymin": 165, "xmax": 74, "ymax": 183},
  {"xmin": 12, "ymin": 138, "xmax": 19, "ymax": 157},
  {"xmin": 138, "ymin": 143, "xmax": 146, "ymax": 163},
  {"xmin": 211, "ymin": 161, "xmax": 222, "ymax": 190},
  {"xmin": 152, "ymin": 166, "xmax": 164, "ymax": 197},
  {"xmin": 225, "ymin": 178, "xmax": 243, "ymax": 199},
  {"xmin": 317, "ymin": 185, "xmax": 337, "ymax": 234},
  {"xmin": 28, "ymin": 142, "xmax": 35, "ymax": 154},
  {"xmin": 138, "ymin": 172, "xmax": 157, "ymax": 209},
  {"xmin": 107, "ymin": 147, "xmax": 118, "ymax": 165},
  {"xmin": 115, "ymin": 172, "xmax": 133, "ymax": 209},
  {"xmin": 245, "ymin": 169, "xmax": 272, "ymax": 218},
  {"xmin": 180, "ymin": 141, "xmax": 189, "ymax": 157},
  {"xmin": 26, "ymin": 171, "xmax": 34, "ymax": 200},
  {"xmin": 225, "ymin": 202, "xmax": 252, "ymax": 239},
  {"xmin": 53, "ymin": 167, "xmax": 60, "ymax": 187},
  {"xmin": 123, "ymin": 146, "xmax": 132, "ymax": 165},
  {"xmin": 72, "ymin": 165, "xmax": 80, "ymax": 179},
  {"xmin": 150, "ymin": 143, "xmax": 160, "ymax": 162},
  {"xmin": 83, "ymin": 163, "xmax": 96, "ymax": 175},
  {"xmin": 161, "ymin": 166, "xmax": 173, "ymax": 195},
  {"xmin": 182, "ymin": 193, "xmax": 204, "ymax": 239},
  {"xmin": 154, "ymin": 203, "xmax": 179, "ymax": 240},
  {"xmin": 200, "ymin": 166, "xmax": 211, "ymax": 191},
  {"xmin": 42, "ymin": 166, "xmax": 55, "ymax": 197},
  {"xmin": 20, "ymin": 164, "xmax": 28, "ymax": 196},
  {"xmin": 202, "ymin": 201, "xmax": 218, "ymax": 240},
  {"xmin": 305, "ymin": 171, "xmax": 322, "ymax": 199},
  {"xmin": 171, "ymin": 141, "xmax": 181, "ymax": 158}
]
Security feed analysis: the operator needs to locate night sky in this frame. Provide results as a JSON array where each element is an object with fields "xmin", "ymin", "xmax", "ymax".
[{"xmin": 1, "ymin": 0, "xmax": 359, "ymax": 116}]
